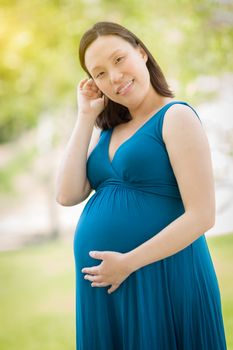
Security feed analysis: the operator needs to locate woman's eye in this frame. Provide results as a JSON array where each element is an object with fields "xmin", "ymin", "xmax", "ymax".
[
  {"xmin": 116, "ymin": 56, "xmax": 124, "ymax": 63},
  {"xmin": 96, "ymin": 72, "xmax": 104, "ymax": 79},
  {"xmin": 95, "ymin": 57, "xmax": 124, "ymax": 78}
]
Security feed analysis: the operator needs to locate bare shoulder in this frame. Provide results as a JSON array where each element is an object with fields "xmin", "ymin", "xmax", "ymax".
[
  {"xmin": 83, "ymin": 126, "xmax": 102, "ymax": 199},
  {"xmin": 160, "ymin": 103, "xmax": 215, "ymax": 226},
  {"xmin": 92, "ymin": 125, "xmax": 102, "ymax": 138},
  {"xmin": 87, "ymin": 126, "xmax": 102, "ymax": 159},
  {"xmin": 162, "ymin": 103, "xmax": 203, "ymax": 144},
  {"xmin": 162, "ymin": 103, "xmax": 207, "ymax": 164}
]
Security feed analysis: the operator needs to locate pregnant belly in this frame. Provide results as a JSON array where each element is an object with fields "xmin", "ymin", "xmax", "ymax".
[{"xmin": 73, "ymin": 187, "xmax": 185, "ymax": 269}]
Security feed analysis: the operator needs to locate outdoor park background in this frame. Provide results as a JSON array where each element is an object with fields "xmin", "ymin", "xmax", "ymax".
[{"xmin": 0, "ymin": 0, "xmax": 232, "ymax": 349}]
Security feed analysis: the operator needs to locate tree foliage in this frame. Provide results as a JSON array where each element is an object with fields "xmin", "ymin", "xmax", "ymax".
[{"xmin": 0, "ymin": 0, "xmax": 232, "ymax": 143}]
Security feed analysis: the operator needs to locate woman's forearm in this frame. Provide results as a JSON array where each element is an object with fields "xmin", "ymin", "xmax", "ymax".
[
  {"xmin": 55, "ymin": 113, "xmax": 96, "ymax": 205},
  {"xmin": 125, "ymin": 211, "xmax": 214, "ymax": 273}
]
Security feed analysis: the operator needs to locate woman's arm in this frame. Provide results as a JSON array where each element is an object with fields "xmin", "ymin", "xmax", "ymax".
[
  {"xmin": 125, "ymin": 104, "xmax": 216, "ymax": 273},
  {"xmin": 55, "ymin": 114, "xmax": 101, "ymax": 206}
]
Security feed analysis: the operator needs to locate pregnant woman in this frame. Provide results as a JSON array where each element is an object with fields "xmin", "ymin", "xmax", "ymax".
[{"xmin": 55, "ymin": 21, "xmax": 227, "ymax": 350}]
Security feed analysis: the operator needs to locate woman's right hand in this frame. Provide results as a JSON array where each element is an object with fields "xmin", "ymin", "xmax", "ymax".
[{"xmin": 77, "ymin": 78, "xmax": 108, "ymax": 120}]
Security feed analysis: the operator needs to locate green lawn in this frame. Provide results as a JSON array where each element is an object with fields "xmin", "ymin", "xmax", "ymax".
[
  {"xmin": 0, "ymin": 239, "xmax": 75, "ymax": 350},
  {"xmin": 0, "ymin": 233, "xmax": 232, "ymax": 349},
  {"xmin": 207, "ymin": 233, "xmax": 233, "ymax": 349}
]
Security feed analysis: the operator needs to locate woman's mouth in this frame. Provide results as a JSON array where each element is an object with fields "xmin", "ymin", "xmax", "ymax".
[{"xmin": 116, "ymin": 79, "xmax": 134, "ymax": 95}]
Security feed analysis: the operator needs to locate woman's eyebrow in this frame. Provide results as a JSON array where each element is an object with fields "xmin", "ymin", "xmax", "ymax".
[{"xmin": 91, "ymin": 48, "xmax": 123, "ymax": 72}]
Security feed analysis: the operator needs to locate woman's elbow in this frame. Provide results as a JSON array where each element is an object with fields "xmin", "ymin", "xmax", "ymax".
[
  {"xmin": 55, "ymin": 194, "xmax": 83, "ymax": 206},
  {"xmin": 198, "ymin": 209, "xmax": 216, "ymax": 231},
  {"xmin": 188, "ymin": 207, "xmax": 215, "ymax": 232},
  {"xmin": 206, "ymin": 213, "xmax": 216, "ymax": 229}
]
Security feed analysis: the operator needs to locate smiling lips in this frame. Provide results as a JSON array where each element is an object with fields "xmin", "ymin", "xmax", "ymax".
[{"xmin": 116, "ymin": 79, "xmax": 134, "ymax": 95}]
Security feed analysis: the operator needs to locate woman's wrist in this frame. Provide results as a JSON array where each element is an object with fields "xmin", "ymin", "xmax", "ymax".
[{"xmin": 123, "ymin": 250, "xmax": 139, "ymax": 274}]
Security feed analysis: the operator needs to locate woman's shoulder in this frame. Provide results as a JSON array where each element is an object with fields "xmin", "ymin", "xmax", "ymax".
[
  {"xmin": 162, "ymin": 101, "xmax": 203, "ymax": 144},
  {"xmin": 164, "ymin": 100, "xmax": 202, "ymax": 124},
  {"xmin": 87, "ymin": 126, "xmax": 103, "ymax": 159}
]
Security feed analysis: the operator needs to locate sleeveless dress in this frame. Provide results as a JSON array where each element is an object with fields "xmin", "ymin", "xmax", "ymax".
[{"xmin": 73, "ymin": 100, "xmax": 227, "ymax": 350}]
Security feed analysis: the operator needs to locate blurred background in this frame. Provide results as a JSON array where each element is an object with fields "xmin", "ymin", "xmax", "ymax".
[{"xmin": 0, "ymin": 0, "xmax": 232, "ymax": 349}]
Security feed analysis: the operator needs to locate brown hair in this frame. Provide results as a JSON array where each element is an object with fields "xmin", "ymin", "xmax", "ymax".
[{"xmin": 78, "ymin": 21, "xmax": 175, "ymax": 130}]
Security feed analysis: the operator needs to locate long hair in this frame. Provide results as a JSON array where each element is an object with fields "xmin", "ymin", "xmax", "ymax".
[{"xmin": 78, "ymin": 21, "xmax": 175, "ymax": 130}]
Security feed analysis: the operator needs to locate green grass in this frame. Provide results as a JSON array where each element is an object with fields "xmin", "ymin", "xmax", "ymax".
[
  {"xmin": 0, "ymin": 239, "xmax": 75, "ymax": 350},
  {"xmin": 206, "ymin": 233, "xmax": 233, "ymax": 349},
  {"xmin": 0, "ymin": 234, "xmax": 232, "ymax": 350}
]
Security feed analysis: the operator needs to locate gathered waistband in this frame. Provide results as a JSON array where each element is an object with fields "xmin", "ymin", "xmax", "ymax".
[{"xmin": 95, "ymin": 178, "xmax": 182, "ymax": 199}]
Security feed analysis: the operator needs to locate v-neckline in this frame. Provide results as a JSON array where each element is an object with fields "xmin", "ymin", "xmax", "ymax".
[{"xmin": 107, "ymin": 100, "xmax": 181, "ymax": 165}]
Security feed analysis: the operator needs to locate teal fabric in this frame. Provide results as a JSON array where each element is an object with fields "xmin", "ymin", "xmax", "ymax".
[{"xmin": 73, "ymin": 101, "xmax": 227, "ymax": 349}]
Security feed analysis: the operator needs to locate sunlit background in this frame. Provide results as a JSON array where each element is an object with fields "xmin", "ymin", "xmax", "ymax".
[{"xmin": 0, "ymin": 0, "xmax": 232, "ymax": 349}]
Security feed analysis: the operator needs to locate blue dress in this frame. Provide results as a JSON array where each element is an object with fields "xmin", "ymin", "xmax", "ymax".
[{"xmin": 73, "ymin": 100, "xmax": 227, "ymax": 349}]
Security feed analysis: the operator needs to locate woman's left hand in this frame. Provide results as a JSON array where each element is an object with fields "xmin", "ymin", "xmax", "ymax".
[{"xmin": 81, "ymin": 250, "xmax": 132, "ymax": 294}]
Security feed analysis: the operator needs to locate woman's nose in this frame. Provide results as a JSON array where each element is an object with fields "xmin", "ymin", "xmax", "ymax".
[{"xmin": 110, "ymin": 71, "xmax": 124, "ymax": 84}]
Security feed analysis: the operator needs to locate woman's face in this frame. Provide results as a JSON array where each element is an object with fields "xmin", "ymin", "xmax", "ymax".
[{"xmin": 84, "ymin": 35, "xmax": 151, "ymax": 109}]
